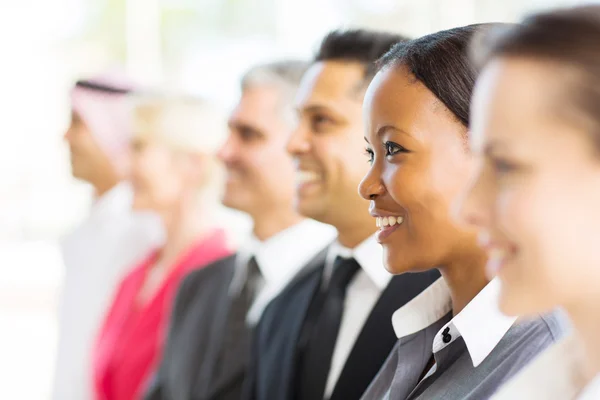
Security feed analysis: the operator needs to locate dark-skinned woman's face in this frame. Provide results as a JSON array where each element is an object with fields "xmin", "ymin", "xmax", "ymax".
[{"xmin": 359, "ymin": 65, "xmax": 480, "ymax": 274}]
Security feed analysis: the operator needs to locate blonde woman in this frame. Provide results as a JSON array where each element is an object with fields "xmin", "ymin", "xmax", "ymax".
[{"xmin": 92, "ymin": 96, "xmax": 233, "ymax": 400}]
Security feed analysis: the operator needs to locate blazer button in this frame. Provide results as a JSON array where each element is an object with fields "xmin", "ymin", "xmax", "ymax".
[{"xmin": 442, "ymin": 327, "xmax": 452, "ymax": 344}]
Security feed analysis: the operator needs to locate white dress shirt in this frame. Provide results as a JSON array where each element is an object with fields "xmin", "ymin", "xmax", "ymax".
[
  {"xmin": 323, "ymin": 235, "xmax": 393, "ymax": 397},
  {"xmin": 392, "ymin": 277, "xmax": 517, "ymax": 370},
  {"xmin": 579, "ymin": 374, "xmax": 600, "ymax": 400},
  {"xmin": 53, "ymin": 183, "xmax": 164, "ymax": 400},
  {"xmin": 228, "ymin": 219, "xmax": 337, "ymax": 325},
  {"xmin": 491, "ymin": 333, "xmax": 598, "ymax": 400}
]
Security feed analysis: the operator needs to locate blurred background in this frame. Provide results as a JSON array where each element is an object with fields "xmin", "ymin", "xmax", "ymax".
[{"xmin": 0, "ymin": 0, "xmax": 593, "ymax": 398}]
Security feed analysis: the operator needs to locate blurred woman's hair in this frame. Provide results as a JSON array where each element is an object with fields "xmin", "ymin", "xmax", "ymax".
[
  {"xmin": 377, "ymin": 24, "xmax": 497, "ymax": 129},
  {"xmin": 132, "ymin": 94, "xmax": 227, "ymax": 203},
  {"xmin": 472, "ymin": 6, "xmax": 600, "ymax": 152}
]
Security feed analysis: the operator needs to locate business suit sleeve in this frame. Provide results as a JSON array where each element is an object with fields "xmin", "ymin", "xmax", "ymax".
[{"xmin": 143, "ymin": 270, "xmax": 198, "ymax": 400}]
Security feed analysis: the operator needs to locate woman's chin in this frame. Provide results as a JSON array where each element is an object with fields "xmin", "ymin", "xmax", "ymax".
[
  {"xmin": 497, "ymin": 292, "xmax": 533, "ymax": 317},
  {"xmin": 497, "ymin": 281, "xmax": 557, "ymax": 317},
  {"xmin": 383, "ymin": 252, "xmax": 416, "ymax": 275}
]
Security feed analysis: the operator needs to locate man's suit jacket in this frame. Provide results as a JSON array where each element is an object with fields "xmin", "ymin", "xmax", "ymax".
[
  {"xmin": 244, "ymin": 258, "xmax": 441, "ymax": 400},
  {"xmin": 144, "ymin": 254, "xmax": 246, "ymax": 400}
]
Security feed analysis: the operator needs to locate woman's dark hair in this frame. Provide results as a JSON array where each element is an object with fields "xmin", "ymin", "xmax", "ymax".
[
  {"xmin": 377, "ymin": 24, "xmax": 497, "ymax": 128},
  {"xmin": 472, "ymin": 5, "xmax": 600, "ymax": 150}
]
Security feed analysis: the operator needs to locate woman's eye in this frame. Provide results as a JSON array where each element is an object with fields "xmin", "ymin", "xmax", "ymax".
[
  {"xmin": 384, "ymin": 141, "xmax": 408, "ymax": 157},
  {"xmin": 491, "ymin": 157, "xmax": 519, "ymax": 176},
  {"xmin": 131, "ymin": 140, "xmax": 146, "ymax": 152},
  {"xmin": 239, "ymin": 127, "xmax": 261, "ymax": 142},
  {"xmin": 364, "ymin": 147, "xmax": 374, "ymax": 164}
]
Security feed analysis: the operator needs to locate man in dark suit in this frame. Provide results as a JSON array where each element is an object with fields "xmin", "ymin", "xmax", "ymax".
[
  {"xmin": 244, "ymin": 30, "xmax": 440, "ymax": 400},
  {"xmin": 144, "ymin": 61, "xmax": 337, "ymax": 400}
]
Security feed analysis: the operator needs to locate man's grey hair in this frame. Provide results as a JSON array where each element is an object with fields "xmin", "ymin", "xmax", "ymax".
[{"xmin": 240, "ymin": 60, "xmax": 309, "ymax": 124}]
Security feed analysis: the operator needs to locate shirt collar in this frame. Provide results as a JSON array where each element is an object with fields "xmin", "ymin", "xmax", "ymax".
[
  {"xmin": 392, "ymin": 277, "xmax": 452, "ymax": 339},
  {"xmin": 231, "ymin": 219, "xmax": 337, "ymax": 293},
  {"xmin": 434, "ymin": 278, "xmax": 517, "ymax": 367},
  {"xmin": 579, "ymin": 374, "xmax": 600, "ymax": 400},
  {"xmin": 491, "ymin": 334, "xmax": 587, "ymax": 400},
  {"xmin": 89, "ymin": 182, "xmax": 133, "ymax": 220},
  {"xmin": 391, "ymin": 277, "xmax": 517, "ymax": 367},
  {"xmin": 87, "ymin": 182, "xmax": 165, "ymax": 240},
  {"xmin": 324, "ymin": 234, "xmax": 392, "ymax": 289}
]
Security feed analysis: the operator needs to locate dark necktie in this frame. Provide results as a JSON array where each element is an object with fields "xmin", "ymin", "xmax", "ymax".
[
  {"xmin": 215, "ymin": 256, "xmax": 263, "ymax": 378},
  {"xmin": 296, "ymin": 256, "xmax": 361, "ymax": 400}
]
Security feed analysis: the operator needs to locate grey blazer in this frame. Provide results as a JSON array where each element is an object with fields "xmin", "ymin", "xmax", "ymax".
[
  {"xmin": 144, "ymin": 254, "xmax": 246, "ymax": 400},
  {"xmin": 361, "ymin": 311, "xmax": 567, "ymax": 400}
]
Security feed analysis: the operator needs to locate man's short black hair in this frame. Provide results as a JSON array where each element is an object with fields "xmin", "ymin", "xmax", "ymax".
[{"xmin": 315, "ymin": 29, "xmax": 410, "ymax": 86}]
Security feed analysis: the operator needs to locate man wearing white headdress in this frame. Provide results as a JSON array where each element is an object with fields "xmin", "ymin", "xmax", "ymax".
[{"xmin": 53, "ymin": 74, "xmax": 164, "ymax": 400}]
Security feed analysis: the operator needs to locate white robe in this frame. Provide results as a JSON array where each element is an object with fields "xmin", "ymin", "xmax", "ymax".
[{"xmin": 52, "ymin": 183, "xmax": 164, "ymax": 400}]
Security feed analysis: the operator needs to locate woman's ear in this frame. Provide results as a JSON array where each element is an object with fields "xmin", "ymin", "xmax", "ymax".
[
  {"xmin": 179, "ymin": 152, "xmax": 205, "ymax": 183},
  {"xmin": 185, "ymin": 152, "xmax": 221, "ymax": 187},
  {"xmin": 176, "ymin": 151, "xmax": 224, "ymax": 203}
]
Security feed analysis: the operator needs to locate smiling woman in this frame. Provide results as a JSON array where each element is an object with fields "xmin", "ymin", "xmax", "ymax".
[
  {"xmin": 459, "ymin": 6, "xmax": 600, "ymax": 399},
  {"xmin": 358, "ymin": 24, "xmax": 567, "ymax": 400},
  {"xmin": 92, "ymin": 95, "xmax": 233, "ymax": 400},
  {"xmin": 359, "ymin": 26, "xmax": 483, "ymax": 281}
]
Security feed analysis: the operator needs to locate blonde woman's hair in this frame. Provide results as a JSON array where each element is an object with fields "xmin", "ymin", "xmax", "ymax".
[
  {"xmin": 132, "ymin": 94, "xmax": 227, "ymax": 201},
  {"xmin": 133, "ymin": 94, "xmax": 227, "ymax": 153}
]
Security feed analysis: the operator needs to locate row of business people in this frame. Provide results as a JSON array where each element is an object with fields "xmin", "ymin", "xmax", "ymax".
[{"xmin": 54, "ymin": 4, "xmax": 600, "ymax": 400}]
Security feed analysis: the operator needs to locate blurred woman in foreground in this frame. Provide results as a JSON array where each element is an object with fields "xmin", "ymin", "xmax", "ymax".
[
  {"xmin": 93, "ymin": 96, "xmax": 233, "ymax": 400},
  {"xmin": 460, "ymin": 6, "xmax": 600, "ymax": 399}
]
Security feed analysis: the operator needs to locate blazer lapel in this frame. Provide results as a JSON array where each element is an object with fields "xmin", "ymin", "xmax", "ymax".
[
  {"xmin": 206, "ymin": 359, "xmax": 247, "ymax": 400},
  {"xmin": 285, "ymin": 246, "xmax": 330, "ymax": 288},
  {"xmin": 280, "ymin": 248, "xmax": 329, "ymax": 398},
  {"xmin": 257, "ymin": 247, "xmax": 329, "ymax": 400},
  {"xmin": 205, "ymin": 289, "xmax": 254, "ymax": 399},
  {"xmin": 330, "ymin": 269, "xmax": 440, "ymax": 400},
  {"xmin": 191, "ymin": 261, "xmax": 237, "ymax": 399},
  {"xmin": 160, "ymin": 255, "xmax": 236, "ymax": 400}
]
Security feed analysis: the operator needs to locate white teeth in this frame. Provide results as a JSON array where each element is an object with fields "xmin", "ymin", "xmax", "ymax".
[
  {"xmin": 296, "ymin": 170, "xmax": 320, "ymax": 184},
  {"xmin": 376, "ymin": 216, "xmax": 403, "ymax": 229}
]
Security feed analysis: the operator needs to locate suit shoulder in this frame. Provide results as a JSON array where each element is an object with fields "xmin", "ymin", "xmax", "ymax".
[
  {"xmin": 174, "ymin": 254, "xmax": 237, "ymax": 307},
  {"xmin": 259, "ymin": 264, "xmax": 322, "ymax": 326},
  {"xmin": 181, "ymin": 253, "xmax": 237, "ymax": 286},
  {"xmin": 271, "ymin": 264, "xmax": 322, "ymax": 302},
  {"xmin": 510, "ymin": 310, "xmax": 569, "ymax": 344},
  {"xmin": 490, "ymin": 310, "xmax": 569, "ymax": 375}
]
